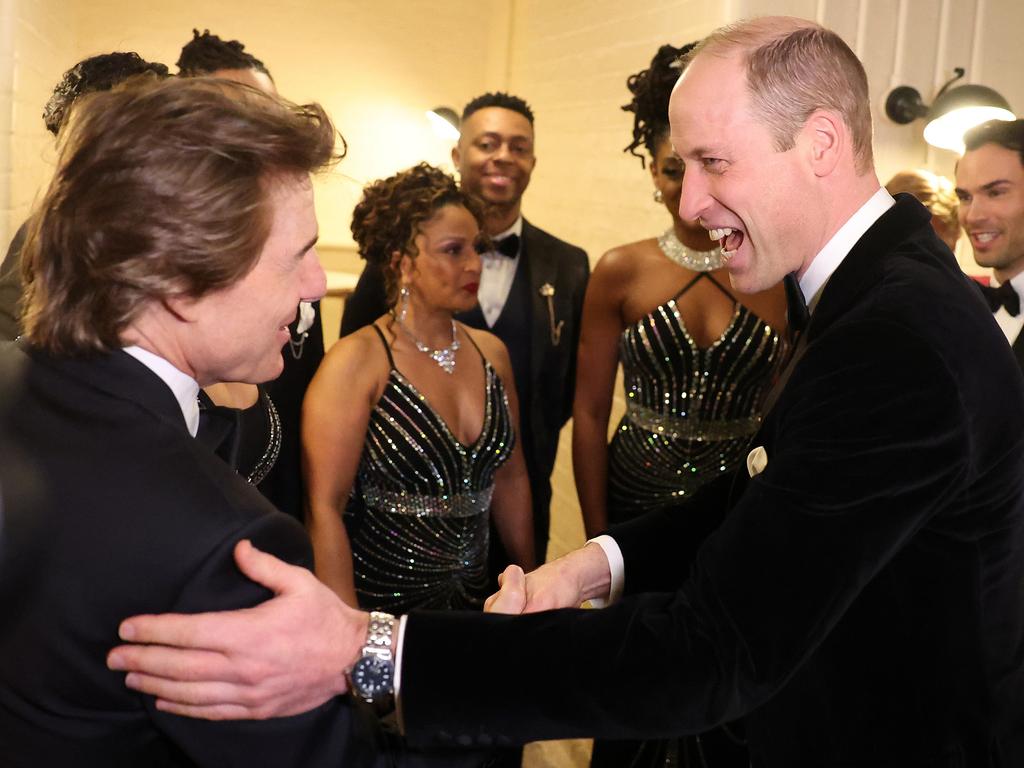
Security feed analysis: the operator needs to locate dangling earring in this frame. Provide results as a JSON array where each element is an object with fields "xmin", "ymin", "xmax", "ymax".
[
  {"xmin": 398, "ymin": 285, "xmax": 411, "ymax": 323},
  {"xmin": 653, "ymin": 188, "xmax": 664, "ymax": 203}
]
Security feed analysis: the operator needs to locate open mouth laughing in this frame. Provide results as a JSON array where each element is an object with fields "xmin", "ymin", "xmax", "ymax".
[{"xmin": 707, "ymin": 226, "xmax": 745, "ymax": 260}]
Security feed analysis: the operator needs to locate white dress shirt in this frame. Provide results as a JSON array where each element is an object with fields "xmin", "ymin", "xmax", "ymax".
[
  {"xmin": 597, "ymin": 187, "xmax": 896, "ymax": 605},
  {"xmin": 478, "ymin": 216, "xmax": 523, "ymax": 327},
  {"xmin": 990, "ymin": 273, "xmax": 1024, "ymax": 344},
  {"xmin": 122, "ymin": 346, "xmax": 200, "ymax": 437}
]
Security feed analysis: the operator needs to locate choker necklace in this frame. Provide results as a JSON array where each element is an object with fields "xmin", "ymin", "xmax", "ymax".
[
  {"xmin": 658, "ymin": 228, "xmax": 726, "ymax": 272},
  {"xmin": 398, "ymin": 316, "xmax": 460, "ymax": 374}
]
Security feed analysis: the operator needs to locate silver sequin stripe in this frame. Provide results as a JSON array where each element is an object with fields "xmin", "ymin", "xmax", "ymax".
[
  {"xmin": 246, "ymin": 392, "xmax": 281, "ymax": 486},
  {"xmin": 625, "ymin": 400, "xmax": 761, "ymax": 441},
  {"xmin": 360, "ymin": 483, "xmax": 495, "ymax": 519}
]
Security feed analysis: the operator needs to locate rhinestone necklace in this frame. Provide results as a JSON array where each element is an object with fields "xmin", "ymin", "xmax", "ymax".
[
  {"xmin": 398, "ymin": 316, "xmax": 460, "ymax": 374},
  {"xmin": 657, "ymin": 228, "xmax": 726, "ymax": 272}
]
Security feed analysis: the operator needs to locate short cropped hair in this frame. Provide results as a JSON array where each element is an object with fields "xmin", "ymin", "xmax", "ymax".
[
  {"xmin": 22, "ymin": 75, "xmax": 340, "ymax": 354},
  {"xmin": 42, "ymin": 52, "xmax": 169, "ymax": 135},
  {"xmin": 177, "ymin": 29, "xmax": 271, "ymax": 78},
  {"xmin": 351, "ymin": 163, "xmax": 484, "ymax": 308},
  {"xmin": 687, "ymin": 17, "xmax": 874, "ymax": 173},
  {"xmin": 963, "ymin": 119, "xmax": 1024, "ymax": 167},
  {"xmin": 885, "ymin": 169, "xmax": 959, "ymax": 233},
  {"xmin": 461, "ymin": 92, "xmax": 534, "ymax": 125}
]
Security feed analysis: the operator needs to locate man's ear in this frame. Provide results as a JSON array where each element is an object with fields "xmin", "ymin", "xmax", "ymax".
[
  {"xmin": 804, "ymin": 110, "xmax": 843, "ymax": 177},
  {"xmin": 451, "ymin": 144, "xmax": 462, "ymax": 171}
]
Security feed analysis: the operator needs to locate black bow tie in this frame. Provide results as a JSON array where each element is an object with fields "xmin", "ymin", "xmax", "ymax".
[
  {"xmin": 982, "ymin": 281, "xmax": 1020, "ymax": 317},
  {"xmin": 784, "ymin": 272, "xmax": 809, "ymax": 338},
  {"xmin": 492, "ymin": 233, "xmax": 520, "ymax": 258}
]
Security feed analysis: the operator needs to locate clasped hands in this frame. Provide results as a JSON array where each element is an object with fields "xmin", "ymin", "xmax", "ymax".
[
  {"xmin": 484, "ymin": 541, "xmax": 612, "ymax": 615},
  {"xmin": 104, "ymin": 540, "xmax": 610, "ymax": 721}
]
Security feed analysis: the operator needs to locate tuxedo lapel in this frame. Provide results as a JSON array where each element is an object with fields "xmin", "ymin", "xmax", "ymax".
[
  {"xmin": 523, "ymin": 219, "xmax": 559, "ymax": 396},
  {"xmin": 758, "ymin": 195, "xmax": 933, "ymax": 421},
  {"xmin": 1012, "ymin": 328, "xmax": 1024, "ymax": 372},
  {"xmin": 807, "ymin": 195, "xmax": 932, "ymax": 338}
]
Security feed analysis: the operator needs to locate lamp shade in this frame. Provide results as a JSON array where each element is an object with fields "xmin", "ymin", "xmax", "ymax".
[
  {"xmin": 922, "ymin": 84, "xmax": 1014, "ymax": 153},
  {"xmin": 426, "ymin": 106, "xmax": 460, "ymax": 141}
]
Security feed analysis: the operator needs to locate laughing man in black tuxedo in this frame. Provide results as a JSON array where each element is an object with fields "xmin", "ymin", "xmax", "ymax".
[
  {"xmin": 956, "ymin": 119, "xmax": 1024, "ymax": 371},
  {"xmin": 341, "ymin": 93, "xmax": 589, "ymax": 570},
  {"xmin": 108, "ymin": 17, "xmax": 1024, "ymax": 768}
]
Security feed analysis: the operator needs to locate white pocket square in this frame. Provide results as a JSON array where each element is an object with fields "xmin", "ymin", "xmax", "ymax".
[{"xmin": 746, "ymin": 446, "xmax": 768, "ymax": 477}]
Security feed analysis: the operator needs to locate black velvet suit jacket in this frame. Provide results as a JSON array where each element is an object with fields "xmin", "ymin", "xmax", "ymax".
[
  {"xmin": 340, "ymin": 218, "xmax": 589, "ymax": 555},
  {"xmin": 0, "ymin": 344, "xmax": 379, "ymax": 767},
  {"xmin": 399, "ymin": 196, "xmax": 1024, "ymax": 767}
]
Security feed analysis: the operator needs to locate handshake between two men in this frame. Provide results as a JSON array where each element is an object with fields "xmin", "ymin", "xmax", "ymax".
[{"xmin": 107, "ymin": 539, "xmax": 614, "ymax": 721}]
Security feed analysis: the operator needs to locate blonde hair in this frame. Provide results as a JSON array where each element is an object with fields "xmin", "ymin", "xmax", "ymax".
[
  {"xmin": 687, "ymin": 16, "xmax": 874, "ymax": 173},
  {"xmin": 885, "ymin": 169, "xmax": 959, "ymax": 232}
]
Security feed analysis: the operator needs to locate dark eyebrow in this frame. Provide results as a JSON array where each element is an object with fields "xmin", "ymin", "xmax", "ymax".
[
  {"xmin": 980, "ymin": 179, "xmax": 1013, "ymax": 192},
  {"xmin": 477, "ymin": 130, "xmax": 532, "ymax": 144}
]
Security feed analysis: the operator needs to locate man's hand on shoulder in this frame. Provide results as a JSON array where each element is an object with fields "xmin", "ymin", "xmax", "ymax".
[
  {"xmin": 107, "ymin": 539, "xmax": 368, "ymax": 720},
  {"xmin": 484, "ymin": 542, "xmax": 612, "ymax": 614}
]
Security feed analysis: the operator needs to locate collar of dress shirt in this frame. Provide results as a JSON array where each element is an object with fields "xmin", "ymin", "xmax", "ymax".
[
  {"xmin": 799, "ymin": 187, "xmax": 895, "ymax": 306},
  {"xmin": 486, "ymin": 215, "xmax": 524, "ymax": 255},
  {"xmin": 994, "ymin": 271, "xmax": 1024, "ymax": 298},
  {"xmin": 122, "ymin": 345, "xmax": 201, "ymax": 437}
]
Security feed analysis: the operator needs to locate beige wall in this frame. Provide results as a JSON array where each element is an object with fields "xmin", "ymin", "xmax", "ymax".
[{"xmin": 2, "ymin": 0, "xmax": 75, "ymax": 244}]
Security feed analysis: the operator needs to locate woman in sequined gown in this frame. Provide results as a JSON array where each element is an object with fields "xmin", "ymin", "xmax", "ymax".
[
  {"xmin": 303, "ymin": 164, "xmax": 535, "ymax": 616},
  {"xmin": 573, "ymin": 44, "xmax": 789, "ymax": 768}
]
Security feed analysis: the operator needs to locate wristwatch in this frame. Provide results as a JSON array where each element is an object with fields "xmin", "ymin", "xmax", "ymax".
[{"xmin": 346, "ymin": 611, "xmax": 396, "ymax": 711}]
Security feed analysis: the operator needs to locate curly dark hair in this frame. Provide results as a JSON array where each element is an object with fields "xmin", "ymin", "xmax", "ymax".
[
  {"xmin": 462, "ymin": 92, "xmax": 534, "ymax": 125},
  {"xmin": 622, "ymin": 42, "xmax": 696, "ymax": 167},
  {"xmin": 177, "ymin": 29, "xmax": 271, "ymax": 78},
  {"xmin": 43, "ymin": 52, "xmax": 169, "ymax": 136},
  {"xmin": 351, "ymin": 163, "xmax": 485, "ymax": 307}
]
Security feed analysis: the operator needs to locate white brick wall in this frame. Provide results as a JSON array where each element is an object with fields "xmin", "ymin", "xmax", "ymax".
[{"xmin": 3, "ymin": 0, "xmax": 74, "ymax": 245}]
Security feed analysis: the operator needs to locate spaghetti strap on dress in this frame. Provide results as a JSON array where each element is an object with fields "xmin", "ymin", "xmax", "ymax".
[
  {"xmin": 345, "ymin": 324, "xmax": 515, "ymax": 613},
  {"xmin": 606, "ymin": 278, "xmax": 786, "ymax": 521}
]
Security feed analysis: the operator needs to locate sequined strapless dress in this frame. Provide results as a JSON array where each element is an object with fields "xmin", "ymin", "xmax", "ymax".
[
  {"xmin": 607, "ymin": 273, "xmax": 785, "ymax": 522},
  {"xmin": 344, "ymin": 326, "xmax": 515, "ymax": 614}
]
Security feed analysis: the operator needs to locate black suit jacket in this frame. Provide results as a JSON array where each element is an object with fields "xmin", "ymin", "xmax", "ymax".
[
  {"xmin": 0, "ymin": 220, "xmax": 28, "ymax": 341},
  {"xmin": 340, "ymin": 219, "xmax": 589, "ymax": 551},
  {"xmin": 0, "ymin": 344, "xmax": 379, "ymax": 767},
  {"xmin": 398, "ymin": 197, "xmax": 1024, "ymax": 766},
  {"xmin": 971, "ymin": 279, "xmax": 1024, "ymax": 372}
]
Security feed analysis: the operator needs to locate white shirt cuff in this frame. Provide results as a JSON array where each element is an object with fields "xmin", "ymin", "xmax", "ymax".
[
  {"xmin": 393, "ymin": 614, "xmax": 408, "ymax": 730},
  {"xmin": 586, "ymin": 535, "xmax": 624, "ymax": 607}
]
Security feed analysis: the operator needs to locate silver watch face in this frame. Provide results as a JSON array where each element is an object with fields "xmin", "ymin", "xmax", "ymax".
[{"xmin": 351, "ymin": 655, "xmax": 394, "ymax": 700}]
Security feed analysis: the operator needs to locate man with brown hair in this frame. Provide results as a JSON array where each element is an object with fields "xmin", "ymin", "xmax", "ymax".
[
  {"xmin": 0, "ymin": 51, "xmax": 169, "ymax": 340},
  {"xmin": 956, "ymin": 119, "xmax": 1024, "ymax": 371},
  {"xmin": 0, "ymin": 75, "xmax": 381, "ymax": 767},
  {"xmin": 109, "ymin": 17, "xmax": 1024, "ymax": 767}
]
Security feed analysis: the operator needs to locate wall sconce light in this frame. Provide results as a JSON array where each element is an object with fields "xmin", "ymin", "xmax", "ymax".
[
  {"xmin": 885, "ymin": 68, "xmax": 1015, "ymax": 153},
  {"xmin": 426, "ymin": 106, "xmax": 460, "ymax": 141}
]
